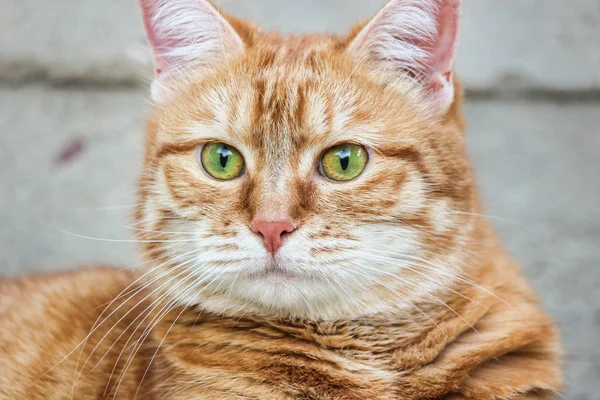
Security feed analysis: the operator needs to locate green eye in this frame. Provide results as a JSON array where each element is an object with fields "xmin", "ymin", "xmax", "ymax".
[
  {"xmin": 320, "ymin": 144, "xmax": 368, "ymax": 182},
  {"xmin": 200, "ymin": 142, "xmax": 245, "ymax": 180}
]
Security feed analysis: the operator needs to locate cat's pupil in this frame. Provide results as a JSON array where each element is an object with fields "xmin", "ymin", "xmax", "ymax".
[
  {"xmin": 339, "ymin": 149, "xmax": 350, "ymax": 171},
  {"xmin": 218, "ymin": 146, "xmax": 230, "ymax": 168}
]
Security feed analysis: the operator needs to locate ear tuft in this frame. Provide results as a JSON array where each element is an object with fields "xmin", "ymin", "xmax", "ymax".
[
  {"xmin": 139, "ymin": 0, "xmax": 244, "ymax": 102},
  {"xmin": 348, "ymin": 0, "xmax": 461, "ymax": 113}
]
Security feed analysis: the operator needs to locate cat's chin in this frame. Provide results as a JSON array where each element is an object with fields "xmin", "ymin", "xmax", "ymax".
[
  {"xmin": 196, "ymin": 278, "xmax": 402, "ymax": 321},
  {"xmin": 251, "ymin": 269, "xmax": 298, "ymax": 285},
  {"xmin": 247, "ymin": 260, "xmax": 299, "ymax": 280},
  {"xmin": 190, "ymin": 268, "xmax": 340, "ymax": 319},
  {"xmin": 191, "ymin": 266, "xmax": 383, "ymax": 320}
]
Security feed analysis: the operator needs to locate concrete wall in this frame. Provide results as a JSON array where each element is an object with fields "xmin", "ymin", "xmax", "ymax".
[
  {"xmin": 2, "ymin": 0, "xmax": 600, "ymax": 92},
  {"xmin": 1, "ymin": 1, "xmax": 599, "ymax": 397}
]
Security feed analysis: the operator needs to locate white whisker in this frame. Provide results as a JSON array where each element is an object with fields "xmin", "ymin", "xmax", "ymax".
[
  {"xmin": 72, "ymin": 204, "xmax": 137, "ymax": 212},
  {"xmin": 39, "ymin": 222, "xmax": 198, "ymax": 244},
  {"xmin": 344, "ymin": 265, "xmax": 448, "ymax": 337},
  {"xmin": 130, "ymin": 271, "xmax": 222, "ymax": 399}
]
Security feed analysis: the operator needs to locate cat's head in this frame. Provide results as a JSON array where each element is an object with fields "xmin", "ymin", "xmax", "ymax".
[{"xmin": 135, "ymin": 0, "xmax": 477, "ymax": 320}]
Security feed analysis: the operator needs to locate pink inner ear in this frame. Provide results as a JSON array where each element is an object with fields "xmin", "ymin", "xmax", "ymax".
[
  {"xmin": 431, "ymin": 1, "xmax": 459, "ymax": 79},
  {"xmin": 138, "ymin": 0, "xmax": 166, "ymax": 76},
  {"xmin": 424, "ymin": 1, "xmax": 459, "ymax": 95},
  {"xmin": 406, "ymin": 0, "xmax": 459, "ymax": 84}
]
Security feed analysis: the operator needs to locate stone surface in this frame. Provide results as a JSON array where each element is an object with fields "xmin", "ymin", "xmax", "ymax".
[
  {"xmin": 458, "ymin": 0, "xmax": 600, "ymax": 93},
  {"xmin": 0, "ymin": 86, "xmax": 599, "ymax": 397},
  {"xmin": 1, "ymin": 0, "xmax": 599, "ymax": 92},
  {"xmin": 0, "ymin": 88, "xmax": 147, "ymax": 273}
]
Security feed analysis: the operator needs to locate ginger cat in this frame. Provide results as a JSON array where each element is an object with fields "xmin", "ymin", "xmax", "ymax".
[{"xmin": 0, "ymin": 0, "xmax": 562, "ymax": 399}]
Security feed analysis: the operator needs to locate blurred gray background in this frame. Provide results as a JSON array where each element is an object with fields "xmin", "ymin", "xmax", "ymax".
[{"xmin": 0, "ymin": 1, "xmax": 598, "ymax": 397}]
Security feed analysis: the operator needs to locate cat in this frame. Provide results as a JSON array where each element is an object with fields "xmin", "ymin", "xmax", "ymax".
[{"xmin": 0, "ymin": 0, "xmax": 562, "ymax": 399}]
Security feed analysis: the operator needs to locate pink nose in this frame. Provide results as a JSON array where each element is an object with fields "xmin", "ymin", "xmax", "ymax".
[{"xmin": 250, "ymin": 220, "xmax": 295, "ymax": 255}]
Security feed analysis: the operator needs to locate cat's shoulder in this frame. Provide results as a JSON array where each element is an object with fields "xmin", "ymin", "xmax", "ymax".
[
  {"xmin": 0, "ymin": 268, "xmax": 154, "ymax": 398},
  {"xmin": 0, "ymin": 267, "xmax": 136, "ymax": 319}
]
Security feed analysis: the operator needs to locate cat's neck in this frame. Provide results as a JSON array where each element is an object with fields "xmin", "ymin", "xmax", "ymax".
[{"xmin": 151, "ymin": 272, "xmax": 493, "ymax": 370}]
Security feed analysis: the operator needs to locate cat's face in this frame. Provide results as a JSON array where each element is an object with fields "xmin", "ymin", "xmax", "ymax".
[{"xmin": 136, "ymin": 0, "xmax": 473, "ymax": 319}]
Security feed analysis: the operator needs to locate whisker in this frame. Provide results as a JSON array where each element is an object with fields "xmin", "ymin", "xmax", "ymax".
[
  {"xmin": 72, "ymin": 257, "xmax": 202, "ymax": 384},
  {"xmin": 346, "ymin": 249, "xmax": 485, "ymax": 309},
  {"xmin": 130, "ymin": 271, "xmax": 222, "ymax": 399},
  {"xmin": 397, "ymin": 253, "xmax": 513, "ymax": 308},
  {"xmin": 72, "ymin": 204, "xmax": 137, "ymax": 212},
  {"xmin": 449, "ymin": 210, "xmax": 518, "ymax": 224},
  {"xmin": 39, "ymin": 222, "xmax": 198, "ymax": 244},
  {"xmin": 344, "ymin": 265, "xmax": 448, "ymax": 337},
  {"xmin": 42, "ymin": 250, "xmax": 200, "ymax": 384},
  {"xmin": 341, "ymin": 250, "xmax": 482, "ymax": 334},
  {"xmin": 92, "ymin": 248, "xmax": 204, "ymax": 311},
  {"xmin": 121, "ymin": 224, "xmax": 198, "ymax": 236},
  {"xmin": 363, "ymin": 244, "xmax": 513, "ymax": 308},
  {"xmin": 98, "ymin": 281, "xmax": 189, "ymax": 396},
  {"xmin": 345, "ymin": 258, "xmax": 479, "ymax": 332},
  {"xmin": 320, "ymin": 272, "xmax": 369, "ymax": 324},
  {"xmin": 102, "ymin": 271, "xmax": 207, "ymax": 396},
  {"xmin": 362, "ymin": 253, "xmax": 486, "ymax": 309}
]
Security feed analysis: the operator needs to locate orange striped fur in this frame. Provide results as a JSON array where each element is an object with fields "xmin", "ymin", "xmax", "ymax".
[{"xmin": 0, "ymin": 1, "xmax": 561, "ymax": 398}]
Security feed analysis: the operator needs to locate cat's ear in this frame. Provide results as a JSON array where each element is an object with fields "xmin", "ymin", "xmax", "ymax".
[
  {"xmin": 347, "ymin": 0, "xmax": 460, "ymax": 113},
  {"xmin": 139, "ymin": 0, "xmax": 244, "ymax": 102}
]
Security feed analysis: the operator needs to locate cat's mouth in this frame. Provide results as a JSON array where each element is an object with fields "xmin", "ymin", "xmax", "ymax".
[{"xmin": 247, "ymin": 261, "xmax": 297, "ymax": 281}]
